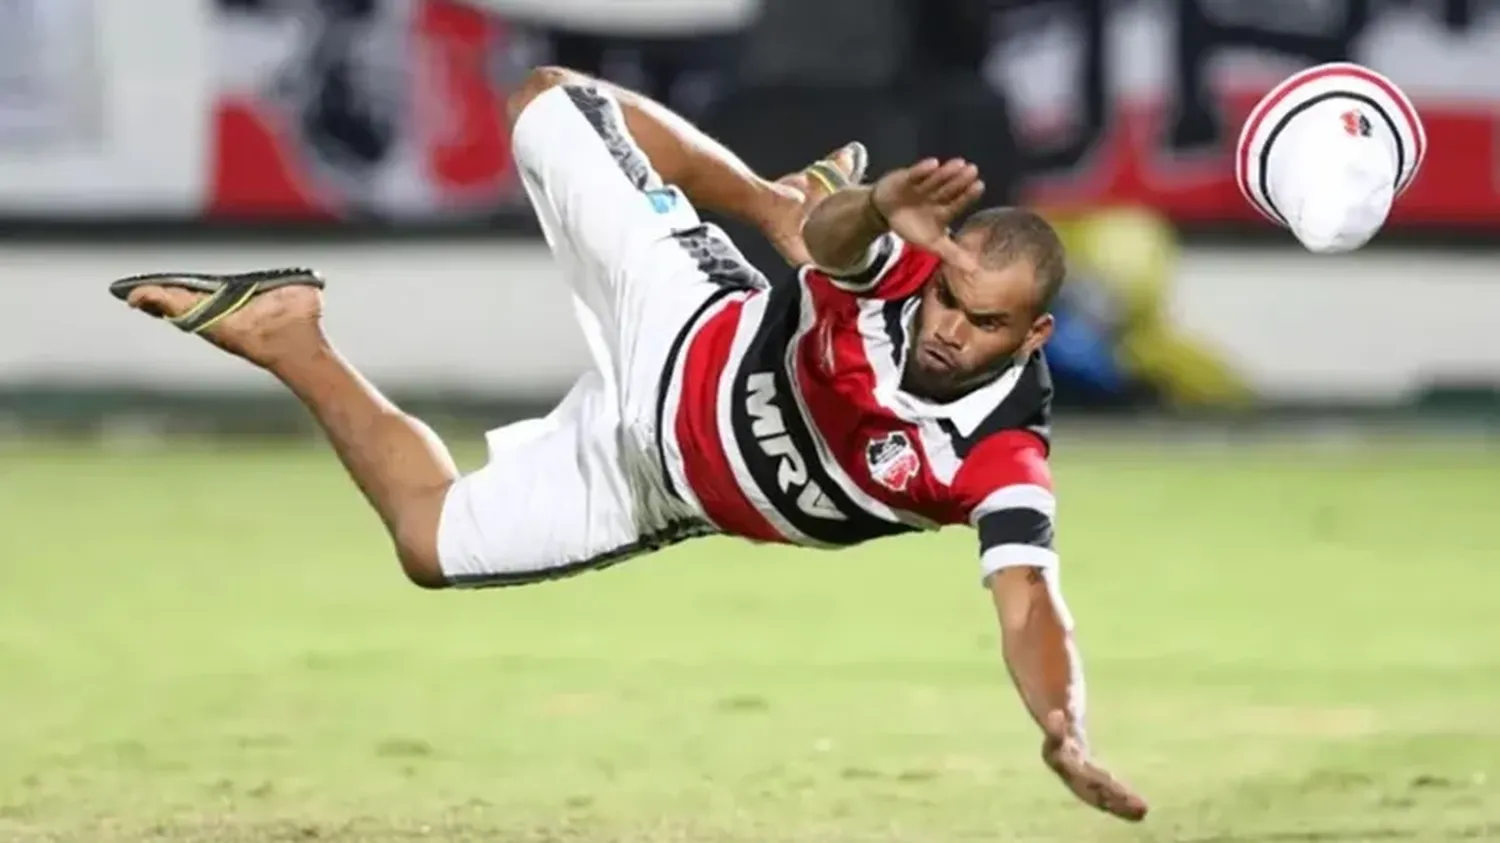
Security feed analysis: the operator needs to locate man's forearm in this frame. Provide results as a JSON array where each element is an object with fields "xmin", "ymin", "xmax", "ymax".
[
  {"xmin": 992, "ymin": 568, "xmax": 1089, "ymax": 745},
  {"xmin": 801, "ymin": 186, "xmax": 890, "ymax": 271},
  {"xmin": 1004, "ymin": 613, "xmax": 1088, "ymax": 744}
]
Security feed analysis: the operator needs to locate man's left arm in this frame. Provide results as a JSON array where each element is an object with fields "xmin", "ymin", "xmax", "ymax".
[
  {"xmin": 987, "ymin": 565, "xmax": 1084, "ymax": 743},
  {"xmin": 961, "ymin": 432, "xmax": 1147, "ymax": 822},
  {"xmin": 966, "ymin": 435, "xmax": 1083, "ymax": 742}
]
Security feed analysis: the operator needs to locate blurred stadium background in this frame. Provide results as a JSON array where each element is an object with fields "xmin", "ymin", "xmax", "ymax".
[{"xmin": 1, "ymin": 1, "xmax": 1497, "ymax": 841}]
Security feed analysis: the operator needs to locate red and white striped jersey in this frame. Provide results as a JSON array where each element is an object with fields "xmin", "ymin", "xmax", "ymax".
[{"xmin": 659, "ymin": 233, "xmax": 1058, "ymax": 580}]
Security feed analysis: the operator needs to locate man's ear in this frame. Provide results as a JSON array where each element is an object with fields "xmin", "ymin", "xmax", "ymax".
[{"xmin": 1023, "ymin": 312, "xmax": 1055, "ymax": 356}]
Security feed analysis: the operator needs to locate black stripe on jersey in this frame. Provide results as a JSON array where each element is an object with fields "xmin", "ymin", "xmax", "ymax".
[
  {"xmin": 881, "ymin": 297, "xmax": 908, "ymax": 367},
  {"xmin": 653, "ymin": 230, "xmax": 774, "ymax": 495},
  {"xmin": 827, "ymin": 233, "xmax": 896, "ymax": 288},
  {"xmin": 976, "ymin": 507, "xmax": 1055, "ymax": 555},
  {"xmin": 1258, "ymin": 90, "xmax": 1405, "ymax": 226},
  {"xmin": 935, "ymin": 352, "xmax": 1054, "ymax": 460},
  {"xmin": 654, "ymin": 286, "xmax": 737, "ymax": 501},
  {"xmin": 652, "ymin": 229, "xmax": 772, "ymax": 501},
  {"xmin": 729, "ymin": 283, "xmax": 916, "ymax": 545}
]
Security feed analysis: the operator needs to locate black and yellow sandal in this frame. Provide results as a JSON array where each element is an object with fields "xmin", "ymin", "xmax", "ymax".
[
  {"xmin": 803, "ymin": 141, "xmax": 870, "ymax": 195},
  {"xmin": 108, "ymin": 268, "xmax": 325, "ymax": 335}
]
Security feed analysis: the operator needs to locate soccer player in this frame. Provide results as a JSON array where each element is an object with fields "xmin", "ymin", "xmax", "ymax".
[{"xmin": 110, "ymin": 66, "xmax": 1146, "ymax": 822}]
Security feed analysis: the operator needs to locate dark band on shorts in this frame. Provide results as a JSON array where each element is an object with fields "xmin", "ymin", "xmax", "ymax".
[
  {"xmin": 445, "ymin": 517, "xmax": 716, "ymax": 589},
  {"xmin": 564, "ymin": 85, "xmax": 657, "ymax": 191}
]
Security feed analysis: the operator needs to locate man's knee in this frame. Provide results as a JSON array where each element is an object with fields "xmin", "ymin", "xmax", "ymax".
[
  {"xmin": 392, "ymin": 487, "xmax": 451, "ymax": 590},
  {"xmin": 508, "ymin": 65, "xmax": 591, "ymax": 126},
  {"xmin": 396, "ymin": 541, "xmax": 447, "ymax": 590}
]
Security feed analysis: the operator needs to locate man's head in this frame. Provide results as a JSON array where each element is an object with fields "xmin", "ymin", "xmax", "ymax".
[{"xmin": 905, "ymin": 207, "xmax": 1065, "ymax": 401}]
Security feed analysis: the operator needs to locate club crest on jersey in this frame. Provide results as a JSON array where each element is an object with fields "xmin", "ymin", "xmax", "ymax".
[{"xmin": 866, "ymin": 431, "xmax": 920, "ymax": 492}]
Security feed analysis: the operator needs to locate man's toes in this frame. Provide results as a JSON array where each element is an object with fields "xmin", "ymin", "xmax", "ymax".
[{"xmin": 126, "ymin": 285, "xmax": 202, "ymax": 319}]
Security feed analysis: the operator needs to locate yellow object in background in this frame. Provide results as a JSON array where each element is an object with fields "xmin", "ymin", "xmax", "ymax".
[{"xmin": 1050, "ymin": 205, "xmax": 1255, "ymax": 409}]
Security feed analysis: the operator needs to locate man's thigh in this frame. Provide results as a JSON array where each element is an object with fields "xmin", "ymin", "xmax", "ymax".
[
  {"xmin": 512, "ymin": 82, "xmax": 677, "ymax": 289},
  {"xmin": 434, "ymin": 370, "xmax": 705, "ymax": 587},
  {"xmin": 511, "ymin": 82, "xmax": 767, "ymax": 381}
]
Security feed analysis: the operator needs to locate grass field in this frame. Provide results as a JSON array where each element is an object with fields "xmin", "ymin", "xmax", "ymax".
[{"xmin": 1, "ymin": 437, "xmax": 1497, "ymax": 842}]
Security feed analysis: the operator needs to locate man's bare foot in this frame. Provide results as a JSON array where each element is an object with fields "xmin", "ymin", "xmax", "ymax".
[
  {"xmin": 123, "ymin": 278, "xmax": 325, "ymax": 370},
  {"xmin": 763, "ymin": 142, "xmax": 870, "ymax": 265}
]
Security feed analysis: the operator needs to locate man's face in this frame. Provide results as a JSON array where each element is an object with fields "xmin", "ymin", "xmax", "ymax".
[{"xmin": 905, "ymin": 244, "xmax": 1054, "ymax": 400}]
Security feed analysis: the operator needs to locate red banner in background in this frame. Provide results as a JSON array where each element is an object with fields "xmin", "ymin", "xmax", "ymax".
[
  {"xmin": 993, "ymin": 0, "xmax": 1500, "ymax": 229},
  {"xmin": 204, "ymin": 0, "xmax": 1500, "ymax": 232},
  {"xmin": 208, "ymin": 0, "xmax": 528, "ymax": 222},
  {"xmin": 1018, "ymin": 92, "xmax": 1498, "ymax": 229}
]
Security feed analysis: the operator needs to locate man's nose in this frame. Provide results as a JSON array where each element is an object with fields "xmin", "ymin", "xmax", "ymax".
[{"xmin": 934, "ymin": 312, "xmax": 966, "ymax": 347}]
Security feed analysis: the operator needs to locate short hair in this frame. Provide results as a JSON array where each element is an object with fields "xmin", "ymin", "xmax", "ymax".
[{"xmin": 958, "ymin": 207, "xmax": 1067, "ymax": 314}]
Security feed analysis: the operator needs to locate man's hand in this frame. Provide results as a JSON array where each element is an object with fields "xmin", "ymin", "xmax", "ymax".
[
  {"xmin": 870, "ymin": 157, "xmax": 985, "ymax": 271},
  {"xmin": 756, "ymin": 179, "xmax": 816, "ymax": 266},
  {"xmin": 1040, "ymin": 710, "xmax": 1148, "ymax": 822}
]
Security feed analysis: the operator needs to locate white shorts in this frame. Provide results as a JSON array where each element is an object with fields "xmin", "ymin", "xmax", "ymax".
[{"xmin": 434, "ymin": 83, "xmax": 767, "ymax": 587}]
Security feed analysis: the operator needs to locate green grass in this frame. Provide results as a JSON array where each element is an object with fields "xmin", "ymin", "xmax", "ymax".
[{"xmin": 1, "ymin": 438, "xmax": 1497, "ymax": 842}]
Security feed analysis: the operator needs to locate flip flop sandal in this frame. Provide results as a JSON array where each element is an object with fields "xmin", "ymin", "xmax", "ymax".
[
  {"xmin": 803, "ymin": 141, "xmax": 870, "ymax": 194},
  {"xmin": 108, "ymin": 268, "xmax": 324, "ymax": 335}
]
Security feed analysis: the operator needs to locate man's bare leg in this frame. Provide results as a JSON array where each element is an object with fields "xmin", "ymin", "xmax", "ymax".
[
  {"xmin": 114, "ymin": 69, "xmax": 868, "ymax": 588},
  {"xmin": 125, "ymin": 282, "xmax": 454, "ymax": 588}
]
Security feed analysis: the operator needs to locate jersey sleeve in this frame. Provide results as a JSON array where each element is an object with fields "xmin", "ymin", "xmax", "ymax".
[
  {"xmin": 949, "ymin": 429, "xmax": 1057, "ymax": 584},
  {"xmin": 805, "ymin": 233, "xmax": 939, "ymax": 300}
]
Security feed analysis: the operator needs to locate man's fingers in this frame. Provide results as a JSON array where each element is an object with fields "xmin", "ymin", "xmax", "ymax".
[
  {"xmin": 940, "ymin": 180, "xmax": 985, "ymax": 218},
  {"xmin": 1111, "ymin": 790, "xmax": 1149, "ymax": 822},
  {"xmin": 926, "ymin": 175, "xmax": 974, "ymax": 207},
  {"xmin": 1040, "ymin": 712, "xmax": 1147, "ymax": 823},
  {"xmin": 1059, "ymin": 759, "xmax": 1148, "ymax": 822},
  {"xmin": 874, "ymin": 160, "xmax": 932, "ymax": 207},
  {"xmin": 929, "ymin": 159, "xmax": 972, "ymax": 192},
  {"xmin": 904, "ymin": 158, "xmax": 941, "ymax": 183},
  {"xmin": 911, "ymin": 157, "xmax": 968, "ymax": 194},
  {"xmin": 934, "ymin": 179, "xmax": 984, "ymax": 219},
  {"xmin": 1084, "ymin": 767, "xmax": 1149, "ymax": 822},
  {"xmin": 928, "ymin": 164, "xmax": 980, "ymax": 204},
  {"xmin": 933, "ymin": 237, "xmax": 978, "ymax": 274}
]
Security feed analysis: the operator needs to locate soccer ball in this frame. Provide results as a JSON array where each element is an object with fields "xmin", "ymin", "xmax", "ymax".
[{"xmin": 1234, "ymin": 62, "xmax": 1426, "ymax": 254}]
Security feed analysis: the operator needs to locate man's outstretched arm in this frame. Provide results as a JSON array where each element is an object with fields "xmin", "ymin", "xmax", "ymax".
[
  {"xmin": 958, "ymin": 431, "xmax": 1146, "ymax": 822},
  {"xmin": 988, "ymin": 564, "xmax": 1148, "ymax": 822},
  {"xmin": 505, "ymin": 66, "xmax": 821, "ymax": 262},
  {"xmin": 989, "ymin": 565, "xmax": 1084, "ymax": 738}
]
